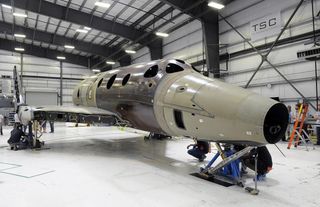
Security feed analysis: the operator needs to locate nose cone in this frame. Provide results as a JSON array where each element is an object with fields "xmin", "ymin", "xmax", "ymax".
[{"xmin": 263, "ymin": 103, "xmax": 289, "ymax": 144}]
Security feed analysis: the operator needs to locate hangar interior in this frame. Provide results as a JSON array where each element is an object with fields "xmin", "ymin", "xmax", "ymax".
[{"xmin": 0, "ymin": 0, "xmax": 319, "ymax": 206}]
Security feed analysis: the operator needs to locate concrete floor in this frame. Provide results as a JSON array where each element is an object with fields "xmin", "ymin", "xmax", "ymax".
[{"xmin": 0, "ymin": 124, "xmax": 319, "ymax": 207}]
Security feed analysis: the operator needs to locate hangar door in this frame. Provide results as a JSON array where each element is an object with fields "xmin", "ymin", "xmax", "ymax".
[{"xmin": 25, "ymin": 90, "xmax": 58, "ymax": 106}]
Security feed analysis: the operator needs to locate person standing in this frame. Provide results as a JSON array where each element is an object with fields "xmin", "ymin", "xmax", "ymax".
[
  {"xmin": 314, "ymin": 104, "xmax": 320, "ymax": 145},
  {"xmin": 0, "ymin": 114, "xmax": 4, "ymax": 135},
  {"xmin": 284, "ymin": 105, "xmax": 294, "ymax": 141},
  {"xmin": 49, "ymin": 121, "xmax": 54, "ymax": 133}
]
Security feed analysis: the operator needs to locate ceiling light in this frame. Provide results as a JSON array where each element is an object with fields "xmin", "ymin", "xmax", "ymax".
[
  {"xmin": 14, "ymin": 47, "xmax": 24, "ymax": 52},
  {"xmin": 106, "ymin": 61, "xmax": 115, "ymax": 65},
  {"xmin": 208, "ymin": 1, "xmax": 225, "ymax": 9},
  {"xmin": 155, "ymin": 32, "xmax": 169, "ymax": 37},
  {"xmin": 76, "ymin": 29, "xmax": 88, "ymax": 33},
  {"xmin": 125, "ymin": 50, "xmax": 136, "ymax": 54},
  {"xmin": 14, "ymin": 34, "xmax": 26, "ymax": 38},
  {"xmin": 57, "ymin": 56, "xmax": 66, "ymax": 60},
  {"xmin": 13, "ymin": 12, "xmax": 27, "ymax": 18},
  {"xmin": 94, "ymin": 2, "xmax": 111, "ymax": 8},
  {"xmin": 64, "ymin": 45, "xmax": 75, "ymax": 49},
  {"xmin": 92, "ymin": 69, "xmax": 101, "ymax": 72},
  {"xmin": 84, "ymin": 26, "xmax": 91, "ymax": 31},
  {"xmin": 1, "ymin": 4, "xmax": 12, "ymax": 9}
]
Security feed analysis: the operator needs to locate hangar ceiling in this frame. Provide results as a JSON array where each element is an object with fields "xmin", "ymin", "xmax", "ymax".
[{"xmin": 0, "ymin": 0, "xmax": 233, "ymax": 69}]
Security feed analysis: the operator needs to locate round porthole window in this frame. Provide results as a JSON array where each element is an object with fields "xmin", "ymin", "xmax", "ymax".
[{"xmin": 107, "ymin": 74, "xmax": 117, "ymax": 89}]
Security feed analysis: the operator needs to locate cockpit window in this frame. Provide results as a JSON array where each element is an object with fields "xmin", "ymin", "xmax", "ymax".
[
  {"xmin": 166, "ymin": 63, "xmax": 184, "ymax": 73},
  {"xmin": 122, "ymin": 74, "xmax": 130, "ymax": 86},
  {"xmin": 144, "ymin": 65, "xmax": 158, "ymax": 78},
  {"xmin": 107, "ymin": 74, "xmax": 117, "ymax": 89}
]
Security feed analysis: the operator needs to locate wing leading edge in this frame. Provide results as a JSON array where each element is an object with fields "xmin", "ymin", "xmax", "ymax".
[{"xmin": 19, "ymin": 105, "xmax": 122, "ymax": 126}]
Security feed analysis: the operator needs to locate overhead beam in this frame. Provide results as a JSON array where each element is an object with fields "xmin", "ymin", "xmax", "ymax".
[
  {"xmin": 4, "ymin": 0, "xmax": 160, "ymax": 48},
  {"xmin": 202, "ymin": 17, "xmax": 220, "ymax": 78},
  {"xmin": 0, "ymin": 38, "xmax": 97, "ymax": 67},
  {"xmin": 0, "ymin": 21, "xmax": 126, "ymax": 58}
]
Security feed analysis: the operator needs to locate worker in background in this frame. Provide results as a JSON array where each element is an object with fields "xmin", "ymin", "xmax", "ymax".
[
  {"xmin": 0, "ymin": 114, "xmax": 4, "ymax": 135},
  {"xmin": 40, "ymin": 120, "xmax": 47, "ymax": 133},
  {"xmin": 242, "ymin": 146, "xmax": 273, "ymax": 180},
  {"xmin": 242, "ymin": 146, "xmax": 273, "ymax": 181},
  {"xmin": 49, "ymin": 121, "xmax": 54, "ymax": 133},
  {"xmin": 314, "ymin": 104, "xmax": 320, "ymax": 145},
  {"xmin": 187, "ymin": 140, "xmax": 210, "ymax": 162},
  {"xmin": 284, "ymin": 105, "xmax": 294, "ymax": 141}
]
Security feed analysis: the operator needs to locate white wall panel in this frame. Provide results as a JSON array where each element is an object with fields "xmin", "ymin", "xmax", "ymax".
[{"xmin": 0, "ymin": 49, "xmax": 91, "ymax": 105}]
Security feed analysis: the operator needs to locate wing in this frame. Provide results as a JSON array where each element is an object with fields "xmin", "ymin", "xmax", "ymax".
[{"xmin": 19, "ymin": 105, "xmax": 122, "ymax": 126}]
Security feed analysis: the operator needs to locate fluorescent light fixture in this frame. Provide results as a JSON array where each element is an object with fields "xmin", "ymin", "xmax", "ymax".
[
  {"xmin": 1, "ymin": 4, "xmax": 12, "ymax": 9},
  {"xmin": 14, "ymin": 33, "xmax": 26, "ymax": 38},
  {"xmin": 57, "ymin": 56, "xmax": 66, "ymax": 60},
  {"xmin": 64, "ymin": 45, "xmax": 75, "ymax": 49},
  {"xmin": 94, "ymin": 1, "xmax": 111, "ymax": 8},
  {"xmin": 155, "ymin": 32, "xmax": 169, "ymax": 37},
  {"xmin": 14, "ymin": 47, "xmax": 24, "ymax": 52},
  {"xmin": 84, "ymin": 26, "xmax": 91, "ymax": 31},
  {"xmin": 76, "ymin": 29, "xmax": 88, "ymax": 33},
  {"xmin": 106, "ymin": 61, "xmax": 116, "ymax": 65},
  {"xmin": 208, "ymin": 1, "xmax": 225, "ymax": 9},
  {"xmin": 125, "ymin": 50, "xmax": 136, "ymax": 54},
  {"xmin": 13, "ymin": 12, "xmax": 27, "ymax": 18},
  {"xmin": 92, "ymin": 69, "xmax": 101, "ymax": 72}
]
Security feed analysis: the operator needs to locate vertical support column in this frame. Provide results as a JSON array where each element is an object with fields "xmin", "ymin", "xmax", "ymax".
[
  {"xmin": 119, "ymin": 56, "xmax": 132, "ymax": 67},
  {"xmin": 311, "ymin": 0, "xmax": 319, "ymax": 109},
  {"xmin": 88, "ymin": 58, "xmax": 91, "ymax": 70},
  {"xmin": 202, "ymin": 12, "xmax": 220, "ymax": 78},
  {"xmin": 60, "ymin": 61, "xmax": 63, "ymax": 106},
  {"xmin": 20, "ymin": 53, "xmax": 24, "ymax": 96},
  {"xmin": 148, "ymin": 39, "xmax": 163, "ymax": 60}
]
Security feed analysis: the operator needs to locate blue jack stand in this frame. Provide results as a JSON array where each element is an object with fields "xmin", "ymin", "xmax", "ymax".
[{"xmin": 192, "ymin": 145, "xmax": 254, "ymax": 187}]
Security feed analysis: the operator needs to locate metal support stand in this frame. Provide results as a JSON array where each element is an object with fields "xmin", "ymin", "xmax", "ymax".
[
  {"xmin": 194, "ymin": 145, "xmax": 253, "ymax": 187},
  {"xmin": 202, "ymin": 146, "xmax": 253, "ymax": 175},
  {"xmin": 27, "ymin": 121, "xmax": 34, "ymax": 147},
  {"xmin": 245, "ymin": 147, "xmax": 260, "ymax": 195}
]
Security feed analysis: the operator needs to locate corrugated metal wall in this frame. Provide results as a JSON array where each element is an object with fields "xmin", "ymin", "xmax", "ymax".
[{"xmin": 0, "ymin": 49, "xmax": 92, "ymax": 105}]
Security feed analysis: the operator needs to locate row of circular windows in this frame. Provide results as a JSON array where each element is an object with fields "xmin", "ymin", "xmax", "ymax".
[{"xmin": 97, "ymin": 63, "xmax": 185, "ymax": 90}]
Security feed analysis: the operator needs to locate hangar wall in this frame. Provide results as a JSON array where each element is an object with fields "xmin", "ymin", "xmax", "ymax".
[
  {"xmin": 0, "ymin": 49, "xmax": 90, "ymax": 105},
  {"xmin": 132, "ymin": 0, "xmax": 319, "ymax": 113}
]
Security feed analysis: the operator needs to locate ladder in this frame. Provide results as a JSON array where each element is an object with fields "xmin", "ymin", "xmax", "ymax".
[{"xmin": 287, "ymin": 103, "xmax": 314, "ymax": 150}]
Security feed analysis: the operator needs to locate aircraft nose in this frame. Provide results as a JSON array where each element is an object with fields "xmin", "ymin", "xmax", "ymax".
[{"xmin": 263, "ymin": 103, "xmax": 289, "ymax": 144}]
